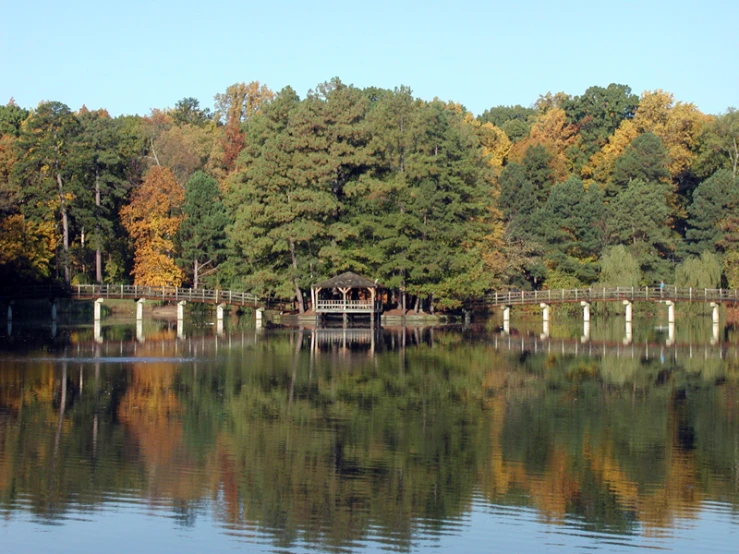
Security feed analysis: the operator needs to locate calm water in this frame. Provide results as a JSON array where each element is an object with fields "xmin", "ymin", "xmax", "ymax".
[{"xmin": 1, "ymin": 314, "xmax": 738, "ymax": 553}]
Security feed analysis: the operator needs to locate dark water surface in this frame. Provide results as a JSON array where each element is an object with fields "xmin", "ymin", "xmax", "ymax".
[{"xmin": 1, "ymin": 316, "xmax": 738, "ymax": 552}]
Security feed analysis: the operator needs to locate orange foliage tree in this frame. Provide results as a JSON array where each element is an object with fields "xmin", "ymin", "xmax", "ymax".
[
  {"xmin": 214, "ymin": 81, "xmax": 274, "ymax": 171},
  {"xmin": 120, "ymin": 166, "xmax": 184, "ymax": 286}
]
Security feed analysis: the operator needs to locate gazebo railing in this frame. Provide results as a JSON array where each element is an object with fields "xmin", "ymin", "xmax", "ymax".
[{"xmin": 315, "ymin": 299, "xmax": 381, "ymax": 312}]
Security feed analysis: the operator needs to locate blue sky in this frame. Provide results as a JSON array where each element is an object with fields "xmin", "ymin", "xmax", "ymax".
[{"xmin": 2, "ymin": 0, "xmax": 736, "ymax": 117}]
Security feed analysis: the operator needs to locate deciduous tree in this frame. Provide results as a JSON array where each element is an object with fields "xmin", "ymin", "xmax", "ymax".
[
  {"xmin": 675, "ymin": 251, "xmax": 721, "ymax": 288},
  {"xmin": 120, "ymin": 166, "xmax": 184, "ymax": 286},
  {"xmin": 598, "ymin": 245, "xmax": 641, "ymax": 287},
  {"xmin": 214, "ymin": 81, "xmax": 274, "ymax": 171}
]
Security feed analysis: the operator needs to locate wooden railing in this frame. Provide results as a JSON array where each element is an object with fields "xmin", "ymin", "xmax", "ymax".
[
  {"xmin": 2, "ymin": 284, "xmax": 260, "ymax": 307},
  {"xmin": 315, "ymin": 299, "xmax": 382, "ymax": 313},
  {"xmin": 475, "ymin": 286, "xmax": 739, "ymax": 307},
  {"xmin": 5, "ymin": 284, "xmax": 739, "ymax": 310}
]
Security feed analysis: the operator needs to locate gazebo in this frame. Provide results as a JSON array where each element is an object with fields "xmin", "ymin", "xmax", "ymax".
[{"xmin": 311, "ymin": 272, "xmax": 384, "ymax": 324}]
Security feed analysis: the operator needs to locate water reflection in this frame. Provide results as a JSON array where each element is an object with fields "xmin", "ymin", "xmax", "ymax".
[{"xmin": 0, "ymin": 318, "xmax": 737, "ymax": 552}]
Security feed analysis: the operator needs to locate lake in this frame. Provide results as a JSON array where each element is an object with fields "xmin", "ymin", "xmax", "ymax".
[{"xmin": 0, "ymin": 314, "xmax": 737, "ymax": 553}]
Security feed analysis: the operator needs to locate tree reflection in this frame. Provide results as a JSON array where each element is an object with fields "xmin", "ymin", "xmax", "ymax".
[{"xmin": 0, "ymin": 327, "xmax": 737, "ymax": 548}]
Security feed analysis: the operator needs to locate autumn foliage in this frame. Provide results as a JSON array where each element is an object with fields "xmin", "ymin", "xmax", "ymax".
[{"xmin": 120, "ymin": 166, "xmax": 184, "ymax": 286}]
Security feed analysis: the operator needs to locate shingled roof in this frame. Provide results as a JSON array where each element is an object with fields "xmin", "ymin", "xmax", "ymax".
[{"xmin": 313, "ymin": 271, "xmax": 383, "ymax": 289}]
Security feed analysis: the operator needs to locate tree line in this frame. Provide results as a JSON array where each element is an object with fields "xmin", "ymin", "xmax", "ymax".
[{"xmin": 1, "ymin": 80, "xmax": 737, "ymax": 311}]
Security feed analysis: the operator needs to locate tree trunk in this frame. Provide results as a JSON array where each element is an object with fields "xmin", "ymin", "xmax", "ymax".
[
  {"xmin": 414, "ymin": 296, "xmax": 420, "ymax": 314},
  {"xmin": 57, "ymin": 172, "xmax": 70, "ymax": 284},
  {"xmin": 289, "ymin": 239, "xmax": 305, "ymax": 314},
  {"xmin": 193, "ymin": 258, "xmax": 199, "ymax": 289},
  {"xmin": 95, "ymin": 168, "xmax": 102, "ymax": 284}
]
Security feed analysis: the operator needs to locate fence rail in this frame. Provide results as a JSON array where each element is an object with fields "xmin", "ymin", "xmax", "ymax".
[
  {"xmin": 1, "ymin": 284, "xmax": 260, "ymax": 307},
  {"xmin": 315, "ymin": 299, "xmax": 382, "ymax": 313},
  {"xmin": 4, "ymin": 284, "xmax": 739, "ymax": 310},
  {"xmin": 473, "ymin": 286, "xmax": 739, "ymax": 307}
]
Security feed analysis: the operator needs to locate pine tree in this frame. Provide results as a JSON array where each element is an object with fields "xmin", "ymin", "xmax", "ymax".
[
  {"xmin": 13, "ymin": 101, "xmax": 82, "ymax": 283},
  {"xmin": 178, "ymin": 171, "xmax": 229, "ymax": 288}
]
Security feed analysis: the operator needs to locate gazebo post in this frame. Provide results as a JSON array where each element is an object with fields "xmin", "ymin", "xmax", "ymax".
[
  {"xmin": 338, "ymin": 286, "xmax": 351, "ymax": 326},
  {"xmin": 370, "ymin": 288, "xmax": 376, "ymax": 326},
  {"xmin": 313, "ymin": 286, "xmax": 322, "ymax": 326}
]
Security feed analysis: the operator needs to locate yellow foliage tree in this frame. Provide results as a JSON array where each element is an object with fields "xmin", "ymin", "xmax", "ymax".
[
  {"xmin": 588, "ymin": 119, "xmax": 639, "ymax": 183},
  {"xmin": 0, "ymin": 134, "xmax": 18, "ymax": 212},
  {"xmin": 590, "ymin": 90, "xmax": 710, "ymax": 182},
  {"xmin": 0, "ymin": 214, "xmax": 57, "ymax": 279},
  {"xmin": 508, "ymin": 107, "xmax": 578, "ymax": 182},
  {"xmin": 633, "ymin": 90, "xmax": 711, "ymax": 176},
  {"xmin": 120, "ymin": 166, "xmax": 184, "ymax": 286},
  {"xmin": 476, "ymin": 122, "xmax": 512, "ymax": 168}
]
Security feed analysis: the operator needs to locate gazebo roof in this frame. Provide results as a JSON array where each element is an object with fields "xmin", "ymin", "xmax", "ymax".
[{"xmin": 313, "ymin": 271, "xmax": 383, "ymax": 290}]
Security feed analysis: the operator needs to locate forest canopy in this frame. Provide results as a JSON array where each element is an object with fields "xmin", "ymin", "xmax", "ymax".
[{"xmin": 1, "ymin": 81, "xmax": 737, "ymax": 311}]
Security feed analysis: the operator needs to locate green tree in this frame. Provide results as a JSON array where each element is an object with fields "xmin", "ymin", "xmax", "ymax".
[
  {"xmin": 608, "ymin": 132, "xmax": 670, "ymax": 195},
  {"xmin": 355, "ymin": 95, "xmax": 498, "ymax": 309},
  {"xmin": 686, "ymin": 169, "xmax": 739, "ymax": 255},
  {"xmin": 563, "ymin": 84, "xmax": 639, "ymax": 160},
  {"xmin": 403, "ymin": 100, "xmax": 496, "ymax": 308},
  {"xmin": 694, "ymin": 108, "xmax": 739, "ymax": 180},
  {"xmin": 178, "ymin": 171, "xmax": 229, "ymax": 288},
  {"xmin": 171, "ymin": 97, "xmax": 212, "ymax": 127},
  {"xmin": 498, "ymin": 163, "xmax": 533, "ymax": 222},
  {"xmin": 225, "ymin": 86, "xmax": 345, "ymax": 309},
  {"xmin": 522, "ymin": 144, "xmax": 555, "ymax": 205},
  {"xmin": 342, "ymin": 86, "xmax": 419, "ymax": 301},
  {"xmin": 13, "ymin": 101, "xmax": 83, "ymax": 283},
  {"xmin": 74, "ymin": 108, "xmax": 131, "ymax": 283},
  {"xmin": 0, "ymin": 101, "xmax": 29, "ymax": 137},
  {"xmin": 598, "ymin": 245, "xmax": 641, "ymax": 286},
  {"xmin": 539, "ymin": 177, "xmax": 605, "ymax": 284},
  {"xmin": 675, "ymin": 251, "xmax": 721, "ymax": 288},
  {"xmin": 478, "ymin": 104, "xmax": 535, "ymax": 142},
  {"xmin": 607, "ymin": 179, "xmax": 673, "ymax": 282}
]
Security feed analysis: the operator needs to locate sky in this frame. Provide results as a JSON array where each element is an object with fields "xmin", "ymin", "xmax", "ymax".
[{"xmin": 1, "ymin": 0, "xmax": 737, "ymax": 117}]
